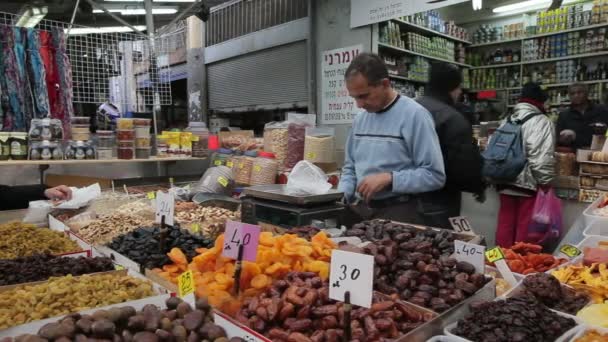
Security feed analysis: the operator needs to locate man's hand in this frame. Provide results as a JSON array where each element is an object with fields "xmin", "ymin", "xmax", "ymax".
[
  {"xmin": 44, "ymin": 185, "xmax": 72, "ymax": 201},
  {"xmin": 559, "ymin": 129, "xmax": 576, "ymax": 145},
  {"xmin": 357, "ymin": 173, "xmax": 392, "ymax": 203}
]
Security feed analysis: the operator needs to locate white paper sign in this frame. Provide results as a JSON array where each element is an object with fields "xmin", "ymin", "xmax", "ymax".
[
  {"xmin": 329, "ymin": 250, "xmax": 374, "ymax": 308},
  {"xmin": 454, "ymin": 240, "xmax": 485, "ymax": 274},
  {"xmin": 449, "ymin": 216, "xmax": 476, "ymax": 235},
  {"xmin": 321, "ymin": 45, "xmax": 363, "ymax": 125},
  {"xmin": 213, "ymin": 311, "xmax": 270, "ymax": 342},
  {"xmin": 350, "ymin": 0, "xmax": 469, "ymax": 28},
  {"xmin": 155, "ymin": 191, "xmax": 175, "ymax": 226}
]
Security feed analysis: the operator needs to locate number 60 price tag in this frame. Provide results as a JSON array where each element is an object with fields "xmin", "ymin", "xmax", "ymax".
[{"xmin": 329, "ymin": 250, "xmax": 374, "ymax": 308}]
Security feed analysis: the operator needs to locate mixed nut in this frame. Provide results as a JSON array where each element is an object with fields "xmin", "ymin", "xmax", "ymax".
[
  {"xmin": 74, "ymin": 213, "xmax": 154, "ymax": 245},
  {"xmin": 175, "ymin": 205, "xmax": 240, "ymax": 238},
  {"xmin": 236, "ymin": 271, "xmax": 434, "ymax": 342},
  {"xmin": 0, "ymin": 254, "xmax": 114, "ymax": 286}
]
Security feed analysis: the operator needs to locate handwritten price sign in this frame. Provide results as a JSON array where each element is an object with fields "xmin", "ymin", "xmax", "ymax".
[
  {"xmin": 178, "ymin": 270, "xmax": 196, "ymax": 305},
  {"xmin": 222, "ymin": 221, "xmax": 261, "ymax": 262},
  {"xmin": 155, "ymin": 191, "xmax": 174, "ymax": 226},
  {"xmin": 559, "ymin": 244, "xmax": 582, "ymax": 259},
  {"xmin": 454, "ymin": 240, "xmax": 485, "ymax": 274},
  {"xmin": 329, "ymin": 250, "xmax": 374, "ymax": 308},
  {"xmin": 485, "ymin": 246, "xmax": 505, "ymax": 263},
  {"xmin": 449, "ymin": 216, "xmax": 476, "ymax": 235}
]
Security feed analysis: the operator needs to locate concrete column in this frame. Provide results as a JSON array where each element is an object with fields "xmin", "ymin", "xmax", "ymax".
[{"xmin": 187, "ymin": 16, "xmax": 206, "ymax": 123}]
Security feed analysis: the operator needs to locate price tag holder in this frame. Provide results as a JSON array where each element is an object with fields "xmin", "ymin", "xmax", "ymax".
[
  {"xmin": 114, "ymin": 264, "xmax": 125, "ymax": 271},
  {"xmin": 454, "ymin": 240, "xmax": 486, "ymax": 274},
  {"xmin": 485, "ymin": 246, "xmax": 518, "ymax": 287},
  {"xmin": 218, "ymin": 176, "xmax": 229, "ymax": 187},
  {"xmin": 329, "ymin": 250, "xmax": 374, "ymax": 308},
  {"xmin": 191, "ymin": 223, "xmax": 201, "ymax": 234},
  {"xmin": 178, "ymin": 270, "xmax": 196, "ymax": 306},
  {"xmin": 222, "ymin": 221, "xmax": 261, "ymax": 262},
  {"xmin": 155, "ymin": 191, "xmax": 175, "ymax": 226},
  {"xmin": 559, "ymin": 244, "xmax": 582, "ymax": 259},
  {"xmin": 213, "ymin": 311, "xmax": 269, "ymax": 342},
  {"xmin": 449, "ymin": 216, "xmax": 476, "ymax": 235},
  {"xmin": 147, "ymin": 192, "xmax": 156, "ymax": 200}
]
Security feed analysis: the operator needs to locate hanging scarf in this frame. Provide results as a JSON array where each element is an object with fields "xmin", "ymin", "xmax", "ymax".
[
  {"xmin": 40, "ymin": 30, "xmax": 60, "ymax": 121},
  {"xmin": 14, "ymin": 28, "xmax": 34, "ymax": 130},
  {"xmin": 26, "ymin": 28, "xmax": 50, "ymax": 119},
  {"xmin": 1, "ymin": 26, "xmax": 21, "ymax": 131},
  {"xmin": 0, "ymin": 36, "xmax": 5, "ymax": 131},
  {"xmin": 51, "ymin": 27, "xmax": 73, "ymax": 138}
]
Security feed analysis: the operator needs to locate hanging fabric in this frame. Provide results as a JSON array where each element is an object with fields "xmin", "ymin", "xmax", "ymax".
[
  {"xmin": 14, "ymin": 27, "xmax": 34, "ymax": 130},
  {"xmin": 39, "ymin": 30, "xmax": 60, "ymax": 121},
  {"xmin": 1, "ymin": 26, "xmax": 22, "ymax": 131},
  {"xmin": 26, "ymin": 28, "xmax": 50, "ymax": 119},
  {"xmin": 0, "ymin": 37, "xmax": 5, "ymax": 131},
  {"xmin": 51, "ymin": 27, "xmax": 73, "ymax": 138}
]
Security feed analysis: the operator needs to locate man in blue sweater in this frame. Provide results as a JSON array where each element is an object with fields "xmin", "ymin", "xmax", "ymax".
[{"xmin": 338, "ymin": 53, "xmax": 446, "ymax": 223}]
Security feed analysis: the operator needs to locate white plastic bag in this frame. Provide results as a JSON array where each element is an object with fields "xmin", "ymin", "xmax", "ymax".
[{"xmin": 285, "ymin": 161, "xmax": 332, "ymax": 195}]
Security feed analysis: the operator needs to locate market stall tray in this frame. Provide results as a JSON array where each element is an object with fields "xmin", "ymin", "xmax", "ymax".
[{"xmin": 243, "ymin": 184, "xmax": 344, "ymax": 205}]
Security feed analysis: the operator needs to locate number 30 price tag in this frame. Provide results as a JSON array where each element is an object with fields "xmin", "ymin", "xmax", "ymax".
[
  {"xmin": 329, "ymin": 250, "xmax": 374, "ymax": 308},
  {"xmin": 222, "ymin": 221, "xmax": 261, "ymax": 262}
]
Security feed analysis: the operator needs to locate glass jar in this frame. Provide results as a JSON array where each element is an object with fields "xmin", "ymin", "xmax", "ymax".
[
  {"xmin": 250, "ymin": 151, "xmax": 278, "ymax": 185},
  {"xmin": 234, "ymin": 151, "xmax": 257, "ymax": 185},
  {"xmin": 186, "ymin": 121, "xmax": 210, "ymax": 158},
  {"xmin": 212, "ymin": 148, "xmax": 232, "ymax": 166},
  {"xmin": 9, "ymin": 133, "xmax": 28, "ymax": 160}
]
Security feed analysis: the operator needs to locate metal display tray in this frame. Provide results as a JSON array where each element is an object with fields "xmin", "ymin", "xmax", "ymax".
[{"xmin": 243, "ymin": 184, "xmax": 344, "ymax": 205}]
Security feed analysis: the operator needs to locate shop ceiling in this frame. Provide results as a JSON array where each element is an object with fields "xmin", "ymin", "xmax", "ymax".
[{"xmin": 0, "ymin": 0, "xmax": 234, "ymax": 28}]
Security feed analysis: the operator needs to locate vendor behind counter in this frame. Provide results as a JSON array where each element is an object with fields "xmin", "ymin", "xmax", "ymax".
[{"xmin": 557, "ymin": 83, "xmax": 608, "ymax": 149}]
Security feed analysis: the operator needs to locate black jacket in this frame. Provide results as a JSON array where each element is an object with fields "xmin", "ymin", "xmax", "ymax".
[
  {"xmin": 417, "ymin": 96, "xmax": 484, "ymax": 194},
  {"xmin": 0, "ymin": 184, "xmax": 47, "ymax": 211},
  {"xmin": 556, "ymin": 103, "xmax": 608, "ymax": 149}
]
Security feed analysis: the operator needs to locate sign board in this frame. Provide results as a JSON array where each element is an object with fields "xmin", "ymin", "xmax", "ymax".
[
  {"xmin": 222, "ymin": 221, "xmax": 261, "ymax": 262},
  {"xmin": 155, "ymin": 191, "xmax": 175, "ymax": 226},
  {"xmin": 320, "ymin": 44, "xmax": 363, "ymax": 124},
  {"xmin": 449, "ymin": 216, "xmax": 476, "ymax": 235},
  {"xmin": 350, "ymin": 0, "xmax": 469, "ymax": 28},
  {"xmin": 453, "ymin": 240, "xmax": 485, "ymax": 274},
  {"xmin": 329, "ymin": 250, "xmax": 374, "ymax": 308}
]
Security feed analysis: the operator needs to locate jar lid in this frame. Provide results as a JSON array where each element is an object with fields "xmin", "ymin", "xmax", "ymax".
[
  {"xmin": 218, "ymin": 148, "xmax": 233, "ymax": 154},
  {"xmin": 259, "ymin": 151, "xmax": 275, "ymax": 159},
  {"xmin": 97, "ymin": 130, "xmax": 114, "ymax": 137},
  {"xmin": 244, "ymin": 151, "xmax": 258, "ymax": 157}
]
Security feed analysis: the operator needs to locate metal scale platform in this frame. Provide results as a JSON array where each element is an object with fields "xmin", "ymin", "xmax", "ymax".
[{"xmin": 241, "ymin": 185, "xmax": 345, "ymax": 228}]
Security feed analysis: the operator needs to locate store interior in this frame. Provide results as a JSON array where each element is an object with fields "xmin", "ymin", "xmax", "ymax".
[{"xmin": 1, "ymin": 0, "xmax": 608, "ymax": 341}]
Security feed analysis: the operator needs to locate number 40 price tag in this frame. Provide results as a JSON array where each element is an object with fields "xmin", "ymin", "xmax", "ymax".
[
  {"xmin": 454, "ymin": 240, "xmax": 485, "ymax": 274},
  {"xmin": 222, "ymin": 221, "xmax": 261, "ymax": 262},
  {"xmin": 329, "ymin": 250, "xmax": 374, "ymax": 308}
]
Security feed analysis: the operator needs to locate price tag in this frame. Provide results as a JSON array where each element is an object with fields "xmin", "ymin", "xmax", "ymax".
[
  {"xmin": 222, "ymin": 221, "xmax": 261, "ymax": 262},
  {"xmin": 214, "ymin": 160, "xmax": 223, "ymax": 166},
  {"xmin": 559, "ymin": 244, "xmax": 582, "ymax": 259},
  {"xmin": 306, "ymin": 152, "xmax": 316, "ymax": 159},
  {"xmin": 213, "ymin": 311, "xmax": 269, "ymax": 342},
  {"xmin": 454, "ymin": 240, "xmax": 485, "ymax": 274},
  {"xmin": 155, "ymin": 191, "xmax": 175, "ymax": 226},
  {"xmin": 449, "ymin": 216, "xmax": 476, "ymax": 235},
  {"xmin": 147, "ymin": 192, "xmax": 156, "ymax": 200},
  {"xmin": 226, "ymin": 161, "xmax": 234, "ymax": 168},
  {"xmin": 178, "ymin": 270, "xmax": 196, "ymax": 305},
  {"xmin": 485, "ymin": 246, "xmax": 505, "ymax": 263},
  {"xmin": 329, "ymin": 250, "xmax": 374, "ymax": 308},
  {"xmin": 169, "ymin": 177, "xmax": 174, "ymax": 186},
  {"xmin": 191, "ymin": 223, "xmax": 201, "ymax": 234},
  {"xmin": 485, "ymin": 246, "xmax": 518, "ymax": 287},
  {"xmin": 218, "ymin": 176, "xmax": 229, "ymax": 187},
  {"xmin": 253, "ymin": 165, "xmax": 262, "ymax": 173},
  {"xmin": 114, "ymin": 264, "xmax": 125, "ymax": 270}
]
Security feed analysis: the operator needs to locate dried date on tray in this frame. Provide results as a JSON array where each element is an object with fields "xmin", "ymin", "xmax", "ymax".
[{"xmin": 513, "ymin": 273, "xmax": 590, "ymax": 315}]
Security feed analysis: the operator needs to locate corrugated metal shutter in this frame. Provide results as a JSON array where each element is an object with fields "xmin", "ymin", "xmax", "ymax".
[{"xmin": 208, "ymin": 41, "xmax": 307, "ymax": 112}]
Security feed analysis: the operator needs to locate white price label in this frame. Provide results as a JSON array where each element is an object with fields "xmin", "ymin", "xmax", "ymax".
[
  {"xmin": 329, "ymin": 250, "xmax": 374, "ymax": 308},
  {"xmin": 155, "ymin": 191, "xmax": 175, "ymax": 226},
  {"xmin": 213, "ymin": 311, "xmax": 270, "ymax": 342},
  {"xmin": 449, "ymin": 216, "xmax": 476, "ymax": 235},
  {"xmin": 453, "ymin": 240, "xmax": 486, "ymax": 274}
]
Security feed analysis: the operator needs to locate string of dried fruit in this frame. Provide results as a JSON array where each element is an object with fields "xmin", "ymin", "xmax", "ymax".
[
  {"xmin": 0, "ymin": 273, "xmax": 155, "ymax": 329},
  {"xmin": 0, "ymin": 222, "xmax": 81, "ymax": 259}
]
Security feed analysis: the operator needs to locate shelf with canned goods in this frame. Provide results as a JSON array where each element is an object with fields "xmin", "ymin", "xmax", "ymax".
[
  {"xmin": 392, "ymin": 18, "xmax": 472, "ymax": 45},
  {"xmin": 378, "ymin": 43, "xmax": 472, "ymax": 68}
]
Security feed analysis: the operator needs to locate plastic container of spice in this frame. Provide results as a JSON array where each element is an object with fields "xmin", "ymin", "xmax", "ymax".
[
  {"xmin": 250, "ymin": 151, "xmax": 279, "ymax": 185},
  {"xmin": 118, "ymin": 146, "xmax": 134, "ymax": 159},
  {"xmin": 186, "ymin": 121, "xmax": 210, "ymax": 158},
  {"xmin": 135, "ymin": 137, "xmax": 151, "ymax": 148},
  {"xmin": 165, "ymin": 131, "xmax": 181, "ymax": 156},
  {"xmin": 212, "ymin": 148, "xmax": 233, "ymax": 166},
  {"xmin": 133, "ymin": 118, "xmax": 151, "ymax": 126},
  {"xmin": 71, "ymin": 116, "xmax": 89, "ymax": 125},
  {"xmin": 156, "ymin": 134, "xmax": 169, "ymax": 158},
  {"xmin": 234, "ymin": 150, "xmax": 257, "ymax": 185},
  {"xmin": 135, "ymin": 125, "xmax": 150, "ymax": 138},
  {"xmin": 9, "ymin": 132, "xmax": 28, "ymax": 160},
  {"xmin": 135, "ymin": 148, "xmax": 151, "ymax": 159},
  {"xmin": 304, "ymin": 127, "xmax": 336, "ymax": 163},
  {"xmin": 117, "ymin": 118, "xmax": 134, "ymax": 129},
  {"xmin": 116, "ymin": 129, "xmax": 135, "ymax": 140},
  {"xmin": 97, "ymin": 148, "xmax": 113, "ymax": 160},
  {"xmin": 181, "ymin": 132, "xmax": 193, "ymax": 157},
  {"xmin": 0, "ymin": 133, "xmax": 10, "ymax": 160},
  {"xmin": 72, "ymin": 124, "xmax": 91, "ymax": 141},
  {"xmin": 96, "ymin": 130, "xmax": 115, "ymax": 149}
]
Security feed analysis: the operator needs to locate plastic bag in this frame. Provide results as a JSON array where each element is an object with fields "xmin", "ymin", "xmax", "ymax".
[
  {"xmin": 285, "ymin": 161, "xmax": 332, "ymax": 195},
  {"xmin": 192, "ymin": 166, "xmax": 234, "ymax": 196},
  {"xmin": 527, "ymin": 188, "xmax": 562, "ymax": 248}
]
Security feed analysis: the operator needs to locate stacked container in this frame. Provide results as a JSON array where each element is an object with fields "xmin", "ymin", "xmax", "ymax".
[
  {"xmin": 235, "ymin": 150, "xmax": 257, "ymax": 186},
  {"xmin": 134, "ymin": 118, "xmax": 152, "ymax": 159},
  {"xmin": 96, "ymin": 130, "xmax": 114, "ymax": 160},
  {"xmin": 250, "ymin": 152, "xmax": 279, "ymax": 186},
  {"xmin": 116, "ymin": 118, "xmax": 134, "ymax": 160}
]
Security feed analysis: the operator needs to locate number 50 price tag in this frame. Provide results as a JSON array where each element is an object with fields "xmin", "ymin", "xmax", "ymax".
[{"xmin": 329, "ymin": 250, "xmax": 374, "ymax": 308}]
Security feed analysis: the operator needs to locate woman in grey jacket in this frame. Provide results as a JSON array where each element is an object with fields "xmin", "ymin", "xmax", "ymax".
[{"xmin": 496, "ymin": 83, "xmax": 556, "ymax": 248}]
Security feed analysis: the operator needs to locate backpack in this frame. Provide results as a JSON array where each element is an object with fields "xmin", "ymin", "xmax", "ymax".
[{"xmin": 481, "ymin": 113, "xmax": 542, "ymax": 182}]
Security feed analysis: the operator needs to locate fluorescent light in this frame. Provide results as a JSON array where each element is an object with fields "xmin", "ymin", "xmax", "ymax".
[
  {"xmin": 473, "ymin": 0, "xmax": 483, "ymax": 10},
  {"xmin": 493, "ymin": 0, "xmax": 578, "ymax": 13},
  {"xmin": 93, "ymin": 7, "xmax": 178, "ymax": 15},
  {"xmin": 15, "ymin": 5, "xmax": 48, "ymax": 27},
  {"xmin": 65, "ymin": 25, "xmax": 147, "ymax": 35}
]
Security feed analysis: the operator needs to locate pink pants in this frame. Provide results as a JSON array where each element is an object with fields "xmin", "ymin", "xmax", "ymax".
[{"xmin": 496, "ymin": 194, "xmax": 536, "ymax": 248}]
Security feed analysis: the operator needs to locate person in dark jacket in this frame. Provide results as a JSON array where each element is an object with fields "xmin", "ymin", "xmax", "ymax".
[
  {"xmin": 416, "ymin": 62, "xmax": 485, "ymax": 229},
  {"xmin": 0, "ymin": 184, "xmax": 72, "ymax": 211}
]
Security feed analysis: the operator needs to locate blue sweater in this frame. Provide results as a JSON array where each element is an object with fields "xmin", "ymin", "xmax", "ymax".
[{"xmin": 338, "ymin": 95, "xmax": 446, "ymax": 202}]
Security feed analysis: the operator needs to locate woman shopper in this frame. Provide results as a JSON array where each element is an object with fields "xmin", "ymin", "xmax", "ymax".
[
  {"xmin": 495, "ymin": 82, "xmax": 556, "ymax": 248},
  {"xmin": 416, "ymin": 62, "xmax": 484, "ymax": 229}
]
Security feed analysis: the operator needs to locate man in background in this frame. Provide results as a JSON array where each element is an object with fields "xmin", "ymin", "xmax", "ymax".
[{"xmin": 557, "ymin": 83, "xmax": 608, "ymax": 149}]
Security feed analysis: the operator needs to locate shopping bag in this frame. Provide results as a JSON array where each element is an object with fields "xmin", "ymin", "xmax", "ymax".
[{"xmin": 527, "ymin": 188, "xmax": 562, "ymax": 249}]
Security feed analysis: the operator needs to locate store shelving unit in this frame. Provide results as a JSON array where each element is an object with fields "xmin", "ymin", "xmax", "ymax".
[
  {"xmin": 388, "ymin": 74, "xmax": 427, "ymax": 83},
  {"xmin": 378, "ymin": 43, "xmax": 472, "ymax": 68},
  {"xmin": 392, "ymin": 19, "xmax": 472, "ymax": 45}
]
